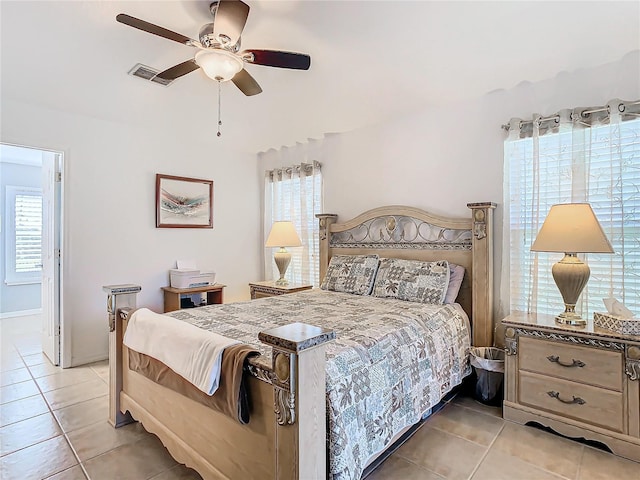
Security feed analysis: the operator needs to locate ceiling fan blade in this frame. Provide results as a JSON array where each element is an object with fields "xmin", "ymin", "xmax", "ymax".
[
  {"xmin": 156, "ymin": 60, "xmax": 200, "ymax": 81},
  {"xmin": 242, "ymin": 50, "xmax": 311, "ymax": 70},
  {"xmin": 231, "ymin": 69, "xmax": 262, "ymax": 96},
  {"xmin": 212, "ymin": 0, "xmax": 250, "ymax": 46},
  {"xmin": 116, "ymin": 14, "xmax": 198, "ymax": 46}
]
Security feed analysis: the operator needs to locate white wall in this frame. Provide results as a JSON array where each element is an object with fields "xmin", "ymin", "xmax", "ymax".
[
  {"xmin": 0, "ymin": 161, "xmax": 42, "ymax": 314},
  {"xmin": 1, "ymin": 99, "xmax": 261, "ymax": 366},
  {"xmin": 259, "ymin": 51, "xmax": 640, "ymax": 328}
]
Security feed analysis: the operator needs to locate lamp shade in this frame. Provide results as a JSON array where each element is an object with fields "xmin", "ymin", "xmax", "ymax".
[
  {"xmin": 531, "ymin": 203, "xmax": 614, "ymax": 254},
  {"xmin": 265, "ymin": 221, "xmax": 302, "ymax": 248}
]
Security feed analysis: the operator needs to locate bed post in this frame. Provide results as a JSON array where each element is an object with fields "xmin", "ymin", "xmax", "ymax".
[
  {"xmin": 102, "ymin": 284, "xmax": 141, "ymax": 427},
  {"xmin": 316, "ymin": 213, "xmax": 338, "ymax": 284},
  {"xmin": 259, "ymin": 323, "xmax": 336, "ymax": 480},
  {"xmin": 466, "ymin": 203, "xmax": 496, "ymax": 347}
]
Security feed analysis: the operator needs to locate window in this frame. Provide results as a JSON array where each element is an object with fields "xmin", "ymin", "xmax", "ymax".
[
  {"xmin": 5, "ymin": 186, "xmax": 42, "ymax": 285},
  {"xmin": 506, "ymin": 114, "xmax": 640, "ymax": 317},
  {"xmin": 264, "ymin": 162, "xmax": 323, "ymax": 286}
]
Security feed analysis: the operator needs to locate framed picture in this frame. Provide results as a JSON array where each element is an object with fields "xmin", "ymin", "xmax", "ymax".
[{"xmin": 156, "ymin": 174, "xmax": 213, "ymax": 228}]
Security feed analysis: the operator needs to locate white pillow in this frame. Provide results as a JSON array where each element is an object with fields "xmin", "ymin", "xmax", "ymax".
[{"xmin": 444, "ymin": 263, "xmax": 466, "ymax": 304}]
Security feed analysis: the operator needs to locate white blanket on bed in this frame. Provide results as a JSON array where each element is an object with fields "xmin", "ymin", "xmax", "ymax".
[{"xmin": 123, "ymin": 308, "xmax": 240, "ymax": 395}]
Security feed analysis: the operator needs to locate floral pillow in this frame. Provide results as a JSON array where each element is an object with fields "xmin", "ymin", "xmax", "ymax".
[
  {"xmin": 320, "ymin": 255, "xmax": 380, "ymax": 295},
  {"xmin": 372, "ymin": 258, "xmax": 450, "ymax": 304}
]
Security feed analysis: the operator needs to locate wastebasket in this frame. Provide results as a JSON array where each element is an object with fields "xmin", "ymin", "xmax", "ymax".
[{"xmin": 469, "ymin": 347, "xmax": 505, "ymax": 405}]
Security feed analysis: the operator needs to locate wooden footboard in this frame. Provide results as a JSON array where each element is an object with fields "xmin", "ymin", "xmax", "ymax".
[
  {"xmin": 120, "ymin": 357, "xmax": 275, "ymax": 478},
  {"xmin": 103, "ymin": 285, "xmax": 335, "ymax": 480}
]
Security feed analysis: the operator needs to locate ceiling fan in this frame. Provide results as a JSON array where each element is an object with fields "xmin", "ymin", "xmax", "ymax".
[{"xmin": 116, "ymin": 0, "xmax": 311, "ymax": 96}]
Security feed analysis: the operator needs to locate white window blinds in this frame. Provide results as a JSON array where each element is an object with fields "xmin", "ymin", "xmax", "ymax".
[
  {"xmin": 5, "ymin": 186, "xmax": 42, "ymax": 284},
  {"xmin": 505, "ymin": 106, "xmax": 640, "ymax": 317}
]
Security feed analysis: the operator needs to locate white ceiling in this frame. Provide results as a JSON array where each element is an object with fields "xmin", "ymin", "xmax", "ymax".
[{"xmin": 1, "ymin": 1, "xmax": 639, "ymax": 153}]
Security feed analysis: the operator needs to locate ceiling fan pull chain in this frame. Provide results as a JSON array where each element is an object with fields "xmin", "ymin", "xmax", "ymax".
[{"xmin": 217, "ymin": 79, "xmax": 222, "ymax": 137}]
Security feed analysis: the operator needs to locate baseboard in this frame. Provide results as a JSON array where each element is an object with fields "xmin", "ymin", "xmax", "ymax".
[
  {"xmin": 0, "ymin": 308, "xmax": 43, "ymax": 319},
  {"xmin": 70, "ymin": 352, "xmax": 108, "ymax": 368}
]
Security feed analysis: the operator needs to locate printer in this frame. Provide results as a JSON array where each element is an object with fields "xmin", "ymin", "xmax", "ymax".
[{"xmin": 169, "ymin": 260, "xmax": 216, "ymax": 289}]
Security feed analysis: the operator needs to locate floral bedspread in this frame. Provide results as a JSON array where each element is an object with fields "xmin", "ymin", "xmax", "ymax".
[{"xmin": 166, "ymin": 289, "xmax": 471, "ymax": 480}]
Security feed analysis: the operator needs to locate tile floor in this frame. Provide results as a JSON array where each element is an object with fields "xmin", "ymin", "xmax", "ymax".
[{"xmin": 2, "ymin": 314, "xmax": 639, "ymax": 480}]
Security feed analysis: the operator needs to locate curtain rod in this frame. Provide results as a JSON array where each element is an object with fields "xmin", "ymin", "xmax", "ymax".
[{"xmin": 501, "ymin": 100, "xmax": 640, "ymax": 131}]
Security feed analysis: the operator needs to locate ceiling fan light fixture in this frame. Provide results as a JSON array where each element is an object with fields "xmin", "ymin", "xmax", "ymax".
[
  {"xmin": 116, "ymin": 1, "xmax": 310, "ymax": 96},
  {"xmin": 195, "ymin": 49, "xmax": 243, "ymax": 82}
]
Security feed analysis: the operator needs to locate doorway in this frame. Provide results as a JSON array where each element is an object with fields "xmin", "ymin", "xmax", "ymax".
[{"xmin": 0, "ymin": 143, "xmax": 64, "ymax": 366}]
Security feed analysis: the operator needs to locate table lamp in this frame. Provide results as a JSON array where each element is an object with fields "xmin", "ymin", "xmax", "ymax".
[
  {"xmin": 531, "ymin": 203, "xmax": 614, "ymax": 326},
  {"xmin": 266, "ymin": 221, "xmax": 302, "ymax": 286}
]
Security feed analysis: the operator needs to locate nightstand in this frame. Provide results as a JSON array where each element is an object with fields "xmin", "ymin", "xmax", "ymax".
[
  {"xmin": 161, "ymin": 284, "xmax": 225, "ymax": 313},
  {"xmin": 249, "ymin": 281, "xmax": 312, "ymax": 299},
  {"xmin": 502, "ymin": 311, "xmax": 640, "ymax": 462}
]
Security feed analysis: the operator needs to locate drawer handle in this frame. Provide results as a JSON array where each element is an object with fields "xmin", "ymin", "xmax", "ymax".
[
  {"xmin": 546, "ymin": 355, "xmax": 585, "ymax": 368},
  {"xmin": 547, "ymin": 390, "xmax": 586, "ymax": 405}
]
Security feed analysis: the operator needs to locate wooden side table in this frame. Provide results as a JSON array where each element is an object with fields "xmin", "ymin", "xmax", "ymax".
[
  {"xmin": 161, "ymin": 284, "xmax": 225, "ymax": 313},
  {"xmin": 249, "ymin": 281, "xmax": 312, "ymax": 300},
  {"xmin": 502, "ymin": 311, "xmax": 640, "ymax": 462}
]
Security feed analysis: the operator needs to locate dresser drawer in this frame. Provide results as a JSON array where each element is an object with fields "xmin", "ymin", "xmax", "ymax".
[
  {"xmin": 519, "ymin": 371, "xmax": 624, "ymax": 432},
  {"xmin": 518, "ymin": 336, "xmax": 623, "ymax": 391},
  {"xmin": 253, "ymin": 290, "xmax": 276, "ymax": 299}
]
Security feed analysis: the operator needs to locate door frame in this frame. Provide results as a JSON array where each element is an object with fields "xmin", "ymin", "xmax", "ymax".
[{"xmin": 1, "ymin": 142, "xmax": 67, "ymax": 367}]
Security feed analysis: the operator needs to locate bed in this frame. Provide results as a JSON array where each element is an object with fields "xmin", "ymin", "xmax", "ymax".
[{"xmin": 103, "ymin": 203, "xmax": 496, "ymax": 480}]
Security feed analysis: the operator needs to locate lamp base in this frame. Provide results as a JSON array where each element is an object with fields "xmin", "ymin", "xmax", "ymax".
[
  {"xmin": 551, "ymin": 253, "xmax": 590, "ymax": 327},
  {"xmin": 273, "ymin": 248, "xmax": 291, "ymax": 287},
  {"xmin": 555, "ymin": 311, "xmax": 587, "ymax": 327}
]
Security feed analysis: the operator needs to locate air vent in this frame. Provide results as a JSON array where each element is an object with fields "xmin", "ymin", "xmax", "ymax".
[{"xmin": 128, "ymin": 63, "xmax": 174, "ymax": 86}]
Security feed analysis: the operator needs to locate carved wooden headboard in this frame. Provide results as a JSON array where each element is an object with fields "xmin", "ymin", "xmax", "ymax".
[{"xmin": 317, "ymin": 203, "xmax": 496, "ymax": 347}]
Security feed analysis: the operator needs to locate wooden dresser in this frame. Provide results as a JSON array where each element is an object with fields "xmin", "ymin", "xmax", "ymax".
[{"xmin": 502, "ymin": 311, "xmax": 640, "ymax": 462}]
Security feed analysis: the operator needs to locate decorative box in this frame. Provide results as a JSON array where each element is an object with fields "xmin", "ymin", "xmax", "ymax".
[{"xmin": 593, "ymin": 312, "xmax": 640, "ymax": 336}]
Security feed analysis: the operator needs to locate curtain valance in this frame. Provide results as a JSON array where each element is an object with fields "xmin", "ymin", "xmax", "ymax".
[
  {"xmin": 502, "ymin": 99, "xmax": 640, "ymax": 138},
  {"xmin": 265, "ymin": 161, "xmax": 321, "ymax": 182}
]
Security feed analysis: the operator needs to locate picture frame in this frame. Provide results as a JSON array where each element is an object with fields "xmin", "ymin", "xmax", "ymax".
[{"xmin": 156, "ymin": 174, "xmax": 213, "ymax": 228}]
